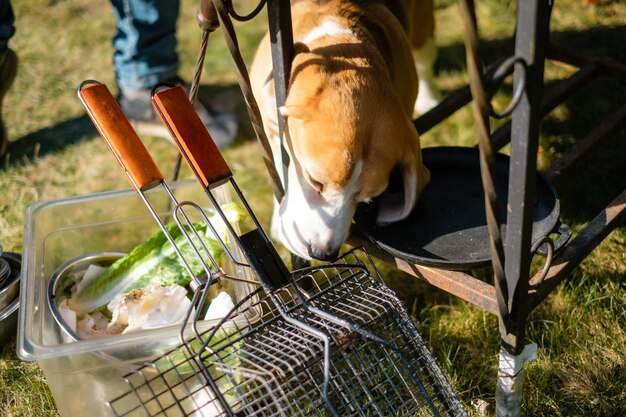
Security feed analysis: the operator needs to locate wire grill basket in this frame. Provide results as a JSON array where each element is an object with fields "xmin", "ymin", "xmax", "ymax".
[{"xmin": 107, "ymin": 249, "xmax": 465, "ymax": 417}]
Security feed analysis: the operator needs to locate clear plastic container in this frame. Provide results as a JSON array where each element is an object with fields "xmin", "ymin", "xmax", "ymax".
[{"xmin": 18, "ymin": 180, "xmax": 259, "ymax": 417}]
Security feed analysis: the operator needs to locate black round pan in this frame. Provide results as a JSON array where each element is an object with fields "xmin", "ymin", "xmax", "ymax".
[{"xmin": 353, "ymin": 146, "xmax": 571, "ymax": 270}]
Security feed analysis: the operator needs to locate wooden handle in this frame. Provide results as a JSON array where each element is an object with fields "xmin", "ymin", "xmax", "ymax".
[
  {"xmin": 79, "ymin": 82, "xmax": 163, "ymax": 191},
  {"xmin": 152, "ymin": 85, "xmax": 232, "ymax": 188}
]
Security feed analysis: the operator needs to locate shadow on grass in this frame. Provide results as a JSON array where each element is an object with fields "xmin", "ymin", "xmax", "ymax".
[
  {"xmin": 1, "ymin": 83, "xmax": 252, "ymax": 172},
  {"xmin": 436, "ymin": 23, "xmax": 626, "ymax": 74},
  {"xmin": 2, "ymin": 114, "xmax": 95, "ymax": 170},
  {"xmin": 541, "ymin": 76, "xmax": 626, "ymax": 224}
]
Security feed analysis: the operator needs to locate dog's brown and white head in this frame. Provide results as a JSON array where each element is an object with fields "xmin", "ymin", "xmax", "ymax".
[{"xmin": 251, "ymin": 1, "xmax": 430, "ymax": 260}]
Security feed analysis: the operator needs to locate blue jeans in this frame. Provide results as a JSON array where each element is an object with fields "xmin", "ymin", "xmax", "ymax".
[
  {"xmin": 111, "ymin": 0, "xmax": 180, "ymax": 90},
  {"xmin": 0, "ymin": 0, "xmax": 15, "ymax": 60}
]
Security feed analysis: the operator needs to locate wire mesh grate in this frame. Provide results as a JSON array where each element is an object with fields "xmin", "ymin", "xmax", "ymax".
[{"xmin": 108, "ymin": 249, "xmax": 466, "ymax": 417}]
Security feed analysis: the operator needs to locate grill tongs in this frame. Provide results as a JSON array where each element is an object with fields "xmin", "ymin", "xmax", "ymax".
[{"xmin": 78, "ymin": 80, "xmax": 465, "ymax": 417}]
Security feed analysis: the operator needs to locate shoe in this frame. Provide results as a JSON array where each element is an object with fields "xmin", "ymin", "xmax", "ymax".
[
  {"xmin": 0, "ymin": 49, "xmax": 17, "ymax": 158},
  {"xmin": 118, "ymin": 77, "xmax": 238, "ymax": 149}
]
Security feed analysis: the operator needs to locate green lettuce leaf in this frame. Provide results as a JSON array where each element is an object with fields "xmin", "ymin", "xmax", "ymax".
[
  {"xmin": 67, "ymin": 202, "xmax": 248, "ymax": 315},
  {"xmin": 68, "ymin": 222, "xmax": 223, "ymax": 314}
]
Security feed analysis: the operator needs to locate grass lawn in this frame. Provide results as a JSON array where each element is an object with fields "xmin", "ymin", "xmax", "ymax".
[{"xmin": 1, "ymin": 0, "xmax": 625, "ymax": 416}]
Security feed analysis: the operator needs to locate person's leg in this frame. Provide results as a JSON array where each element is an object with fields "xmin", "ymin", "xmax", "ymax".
[
  {"xmin": 110, "ymin": 0, "xmax": 237, "ymax": 147},
  {"xmin": 0, "ymin": 0, "xmax": 17, "ymax": 157},
  {"xmin": 110, "ymin": 0, "xmax": 179, "ymax": 91}
]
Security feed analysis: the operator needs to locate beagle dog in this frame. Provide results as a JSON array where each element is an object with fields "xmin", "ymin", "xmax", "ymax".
[{"xmin": 250, "ymin": 0, "xmax": 437, "ymax": 260}]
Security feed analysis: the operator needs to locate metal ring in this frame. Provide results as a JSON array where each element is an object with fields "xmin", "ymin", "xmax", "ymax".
[
  {"xmin": 150, "ymin": 82, "xmax": 177, "ymax": 100},
  {"xmin": 487, "ymin": 56, "xmax": 527, "ymax": 119},
  {"xmin": 224, "ymin": 0, "xmax": 268, "ymax": 22},
  {"xmin": 531, "ymin": 235, "xmax": 554, "ymax": 284},
  {"xmin": 76, "ymin": 79, "xmax": 101, "ymax": 95}
]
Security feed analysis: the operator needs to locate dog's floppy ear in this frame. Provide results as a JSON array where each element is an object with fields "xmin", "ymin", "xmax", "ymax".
[
  {"xmin": 376, "ymin": 150, "xmax": 429, "ymax": 225},
  {"xmin": 262, "ymin": 42, "xmax": 311, "ymax": 129},
  {"xmin": 278, "ymin": 42, "xmax": 313, "ymax": 121}
]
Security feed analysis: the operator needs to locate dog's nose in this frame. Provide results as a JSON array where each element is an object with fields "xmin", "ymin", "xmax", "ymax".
[{"xmin": 308, "ymin": 245, "xmax": 340, "ymax": 261}]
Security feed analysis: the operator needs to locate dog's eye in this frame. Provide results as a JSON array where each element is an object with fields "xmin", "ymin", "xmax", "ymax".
[{"xmin": 305, "ymin": 173, "xmax": 325, "ymax": 193}]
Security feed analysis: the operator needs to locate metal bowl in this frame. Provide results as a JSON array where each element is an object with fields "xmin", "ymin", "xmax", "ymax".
[
  {"xmin": 48, "ymin": 252, "xmax": 258, "ymax": 344},
  {"xmin": 0, "ymin": 252, "xmax": 21, "ymax": 311},
  {"xmin": 0, "ymin": 297, "xmax": 19, "ymax": 345},
  {"xmin": 48, "ymin": 252, "xmax": 126, "ymax": 342},
  {"xmin": 354, "ymin": 147, "xmax": 571, "ymax": 270},
  {"xmin": 0, "ymin": 258, "xmax": 10, "ymax": 286}
]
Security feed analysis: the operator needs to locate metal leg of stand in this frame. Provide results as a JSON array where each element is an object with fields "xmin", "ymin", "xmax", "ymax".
[
  {"xmin": 494, "ymin": 0, "xmax": 552, "ymax": 414},
  {"xmin": 501, "ymin": 0, "xmax": 551, "ymax": 354},
  {"xmin": 495, "ymin": 344, "xmax": 537, "ymax": 417}
]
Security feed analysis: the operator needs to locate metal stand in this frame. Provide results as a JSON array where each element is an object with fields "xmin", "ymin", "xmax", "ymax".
[{"xmin": 348, "ymin": 0, "xmax": 626, "ymax": 414}]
